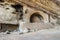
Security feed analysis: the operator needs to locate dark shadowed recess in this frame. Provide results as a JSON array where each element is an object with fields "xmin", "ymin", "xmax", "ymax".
[
  {"xmin": 11, "ymin": 4, "xmax": 23, "ymax": 19},
  {"xmin": 30, "ymin": 13, "xmax": 43, "ymax": 23},
  {"xmin": 0, "ymin": 0, "xmax": 4, "ymax": 2}
]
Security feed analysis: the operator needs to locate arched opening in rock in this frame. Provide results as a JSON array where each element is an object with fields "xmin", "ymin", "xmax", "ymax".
[{"xmin": 30, "ymin": 13, "xmax": 43, "ymax": 23}]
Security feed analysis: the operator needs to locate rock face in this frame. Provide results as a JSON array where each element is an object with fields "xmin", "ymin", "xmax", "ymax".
[
  {"xmin": 0, "ymin": 0, "xmax": 60, "ymax": 24},
  {"xmin": 0, "ymin": 0, "xmax": 60, "ymax": 32},
  {"xmin": 0, "ymin": 2, "xmax": 18, "ymax": 24}
]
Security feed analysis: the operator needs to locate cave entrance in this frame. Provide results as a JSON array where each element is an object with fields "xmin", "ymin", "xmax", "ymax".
[
  {"xmin": 11, "ymin": 4, "xmax": 23, "ymax": 20},
  {"xmin": 30, "ymin": 13, "xmax": 43, "ymax": 23}
]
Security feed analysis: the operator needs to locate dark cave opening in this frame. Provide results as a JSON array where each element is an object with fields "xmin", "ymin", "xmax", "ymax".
[
  {"xmin": 11, "ymin": 4, "xmax": 23, "ymax": 19},
  {"xmin": 30, "ymin": 13, "xmax": 43, "ymax": 23}
]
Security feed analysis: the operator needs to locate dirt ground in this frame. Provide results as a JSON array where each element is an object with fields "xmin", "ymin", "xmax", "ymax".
[{"xmin": 0, "ymin": 25, "xmax": 60, "ymax": 40}]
